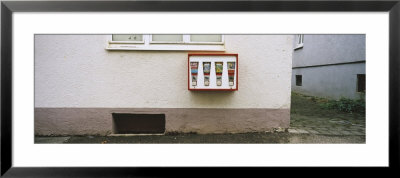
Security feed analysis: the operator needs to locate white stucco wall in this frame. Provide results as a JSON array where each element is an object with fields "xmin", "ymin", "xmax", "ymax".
[{"xmin": 35, "ymin": 35, "xmax": 293, "ymax": 109}]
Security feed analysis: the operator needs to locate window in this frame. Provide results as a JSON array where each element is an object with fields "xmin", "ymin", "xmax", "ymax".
[
  {"xmin": 151, "ymin": 35, "xmax": 183, "ymax": 43},
  {"xmin": 190, "ymin": 35, "xmax": 222, "ymax": 42},
  {"xmin": 296, "ymin": 75, "xmax": 302, "ymax": 86},
  {"xmin": 108, "ymin": 34, "xmax": 225, "ymax": 51},
  {"xmin": 112, "ymin": 34, "xmax": 143, "ymax": 42},
  {"xmin": 294, "ymin": 34, "xmax": 304, "ymax": 50},
  {"xmin": 357, "ymin": 74, "xmax": 366, "ymax": 92}
]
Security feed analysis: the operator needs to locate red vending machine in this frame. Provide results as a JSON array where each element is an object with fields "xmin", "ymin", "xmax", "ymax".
[{"xmin": 188, "ymin": 54, "xmax": 238, "ymax": 91}]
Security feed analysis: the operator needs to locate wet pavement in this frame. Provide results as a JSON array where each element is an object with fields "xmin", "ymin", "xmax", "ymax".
[
  {"xmin": 34, "ymin": 93, "xmax": 365, "ymax": 144},
  {"xmin": 289, "ymin": 93, "xmax": 365, "ymax": 136},
  {"xmin": 35, "ymin": 133, "xmax": 365, "ymax": 144},
  {"xmin": 289, "ymin": 114, "xmax": 365, "ymax": 135}
]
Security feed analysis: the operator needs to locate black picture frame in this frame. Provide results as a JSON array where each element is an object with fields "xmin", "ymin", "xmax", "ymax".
[{"xmin": 1, "ymin": 0, "xmax": 399, "ymax": 177}]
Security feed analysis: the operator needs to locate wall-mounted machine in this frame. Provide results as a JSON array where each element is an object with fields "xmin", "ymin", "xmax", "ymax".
[{"xmin": 188, "ymin": 54, "xmax": 238, "ymax": 91}]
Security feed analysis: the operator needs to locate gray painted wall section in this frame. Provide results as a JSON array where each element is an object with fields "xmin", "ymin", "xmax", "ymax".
[
  {"xmin": 293, "ymin": 35, "xmax": 365, "ymax": 67},
  {"xmin": 291, "ymin": 35, "xmax": 366, "ymax": 99},
  {"xmin": 292, "ymin": 62, "xmax": 365, "ymax": 99}
]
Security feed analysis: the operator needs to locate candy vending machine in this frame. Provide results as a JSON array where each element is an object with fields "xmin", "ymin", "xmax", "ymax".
[{"xmin": 188, "ymin": 54, "xmax": 238, "ymax": 91}]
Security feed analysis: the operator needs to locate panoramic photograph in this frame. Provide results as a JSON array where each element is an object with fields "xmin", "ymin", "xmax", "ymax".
[{"xmin": 34, "ymin": 34, "xmax": 365, "ymax": 144}]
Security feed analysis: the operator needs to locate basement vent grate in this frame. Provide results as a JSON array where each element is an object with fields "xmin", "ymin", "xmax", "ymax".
[{"xmin": 112, "ymin": 113, "xmax": 165, "ymax": 134}]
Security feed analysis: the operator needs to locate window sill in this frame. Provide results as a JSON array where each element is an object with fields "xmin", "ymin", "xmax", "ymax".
[
  {"xmin": 109, "ymin": 41, "xmax": 145, "ymax": 44},
  {"xmin": 149, "ymin": 41, "xmax": 224, "ymax": 45},
  {"xmin": 106, "ymin": 43, "xmax": 226, "ymax": 51}
]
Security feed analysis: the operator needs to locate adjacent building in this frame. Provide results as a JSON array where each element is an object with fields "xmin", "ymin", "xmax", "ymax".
[
  {"xmin": 291, "ymin": 35, "xmax": 366, "ymax": 99},
  {"xmin": 34, "ymin": 35, "xmax": 294, "ymax": 136}
]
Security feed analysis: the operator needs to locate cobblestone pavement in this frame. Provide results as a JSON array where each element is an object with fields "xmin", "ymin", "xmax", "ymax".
[
  {"xmin": 289, "ymin": 114, "xmax": 365, "ymax": 135},
  {"xmin": 289, "ymin": 93, "xmax": 365, "ymax": 136}
]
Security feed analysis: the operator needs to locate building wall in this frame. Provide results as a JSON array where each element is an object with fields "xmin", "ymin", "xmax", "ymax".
[
  {"xmin": 292, "ymin": 35, "xmax": 365, "ymax": 67},
  {"xmin": 292, "ymin": 63, "xmax": 365, "ymax": 99},
  {"xmin": 34, "ymin": 35, "xmax": 294, "ymax": 135},
  {"xmin": 291, "ymin": 35, "xmax": 366, "ymax": 99}
]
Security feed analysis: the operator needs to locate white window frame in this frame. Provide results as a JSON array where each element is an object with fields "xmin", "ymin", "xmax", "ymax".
[
  {"xmin": 149, "ymin": 35, "xmax": 184, "ymax": 44},
  {"xmin": 107, "ymin": 35, "xmax": 225, "ymax": 51},
  {"xmin": 187, "ymin": 35, "xmax": 225, "ymax": 45},
  {"xmin": 110, "ymin": 34, "xmax": 145, "ymax": 44},
  {"xmin": 294, "ymin": 34, "xmax": 304, "ymax": 50}
]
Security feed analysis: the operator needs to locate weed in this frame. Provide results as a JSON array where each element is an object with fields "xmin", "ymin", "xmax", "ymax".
[{"xmin": 320, "ymin": 92, "xmax": 365, "ymax": 113}]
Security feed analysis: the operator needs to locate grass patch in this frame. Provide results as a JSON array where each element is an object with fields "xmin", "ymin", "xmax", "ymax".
[
  {"xmin": 291, "ymin": 92, "xmax": 365, "ymax": 114},
  {"xmin": 320, "ymin": 97, "xmax": 365, "ymax": 114},
  {"xmin": 319, "ymin": 92, "xmax": 365, "ymax": 114}
]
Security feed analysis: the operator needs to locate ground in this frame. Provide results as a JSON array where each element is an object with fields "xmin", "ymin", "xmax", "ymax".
[
  {"xmin": 289, "ymin": 92, "xmax": 365, "ymax": 136},
  {"xmin": 35, "ymin": 92, "xmax": 365, "ymax": 144}
]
